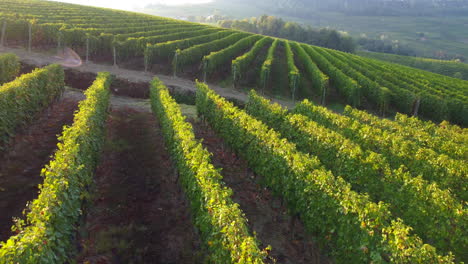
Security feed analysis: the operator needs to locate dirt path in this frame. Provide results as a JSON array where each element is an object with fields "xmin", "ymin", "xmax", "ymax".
[
  {"xmin": 0, "ymin": 47, "xmax": 295, "ymax": 109},
  {"xmin": 190, "ymin": 118, "xmax": 332, "ymax": 264},
  {"xmin": 0, "ymin": 90, "xmax": 81, "ymax": 242},
  {"xmin": 76, "ymin": 106, "xmax": 203, "ymax": 263}
]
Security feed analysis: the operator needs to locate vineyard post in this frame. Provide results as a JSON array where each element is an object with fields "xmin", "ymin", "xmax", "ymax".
[
  {"xmin": 321, "ymin": 86, "xmax": 327, "ymax": 105},
  {"xmin": 113, "ymin": 46, "xmax": 117, "ymax": 68},
  {"xmin": 203, "ymin": 60, "xmax": 207, "ymax": 83},
  {"xmin": 144, "ymin": 52, "xmax": 148, "ymax": 73},
  {"xmin": 262, "ymin": 71, "xmax": 268, "ymax": 95},
  {"xmin": 232, "ymin": 65, "xmax": 237, "ymax": 89},
  {"xmin": 28, "ymin": 22, "xmax": 32, "ymax": 53},
  {"xmin": 413, "ymin": 97, "xmax": 421, "ymax": 116},
  {"xmin": 173, "ymin": 51, "xmax": 178, "ymax": 78},
  {"xmin": 57, "ymin": 32, "xmax": 62, "ymax": 53},
  {"xmin": 291, "ymin": 77, "xmax": 297, "ymax": 102},
  {"xmin": 85, "ymin": 37, "xmax": 89, "ymax": 64},
  {"xmin": 0, "ymin": 20, "xmax": 6, "ymax": 48}
]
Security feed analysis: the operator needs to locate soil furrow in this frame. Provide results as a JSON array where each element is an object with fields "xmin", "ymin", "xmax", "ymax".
[{"xmin": 76, "ymin": 107, "xmax": 203, "ymax": 264}]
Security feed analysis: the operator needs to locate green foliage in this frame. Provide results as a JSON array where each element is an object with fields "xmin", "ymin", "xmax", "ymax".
[
  {"xmin": 1, "ymin": 0, "xmax": 464, "ymax": 126},
  {"xmin": 247, "ymin": 91, "xmax": 467, "ymax": 261},
  {"xmin": 231, "ymin": 36, "xmax": 272, "ymax": 85},
  {"xmin": 259, "ymin": 38, "xmax": 279, "ymax": 90},
  {"xmin": 115, "ymin": 27, "xmax": 221, "ymax": 60},
  {"xmin": 202, "ymin": 34, "xmax": 261, "ymax": 75},
  {"xmin": 313, "ymin": 46, "xmax": 393, "ymax": 111},
  {"xmin": 343, "ymin": 106, "xmax": 467, "ymax": 161},
  {"xmin": 174, "ymin": 32, "xmax": 250, "ymax": 72},
  {"xmin": 149, "ymin": 77, "xmax": 267, "ymax": 263},
  {"xmin": 0, "ymin": 53, "xmax": 20, "ymax": 85},
  {"xmin": 358, "ymin": 51, "xmax": 468, "ymax": 81},
  {"xmin": 394, "ymin": 112, "xmax": 468, "ymax": 147},
  {"xmin": 113, "ymin": 24, "xmax": 204, "ymax": 41},
  {"xmin": 284, "ymin": 41, "xmax": 300, "ymax": 100},
  {"xmin": 0, "ymin": 64, "xmax": 64, "ymax": 149},
  {"xmin": 294, "ymin": 100, "xmax": 468, "ymax": 202},
  {"xmin": 352, "ymin": 54, "xmax": 468, "ymax": 125},
  {"xmin": 145, "ymin": 30, "xmax": 234, "ymax": 65},
  {"xmin": 196, "ymin": 82, "xmax": 454, "ymax": 263},
  {"xmin": 0, "ymin": 72, "xmax": 112, "ymax": 263},
  {"xmin": 302, "ymin": 44, "xmax": 360, "ymax": 106},
  {"xmin": 290, "ymin": 41, "xmax": 328, "ymax": 97}
]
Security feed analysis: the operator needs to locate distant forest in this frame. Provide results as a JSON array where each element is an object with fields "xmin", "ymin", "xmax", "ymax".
[
  {"xmin": 217, "ymin": 15, "xmax": 420, "ymax": 56},
  {"xmin": 218, "ymin": 15, "xmax": 356, "ymax": 52}
]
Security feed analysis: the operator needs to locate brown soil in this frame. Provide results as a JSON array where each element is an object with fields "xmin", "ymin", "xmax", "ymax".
[
  {"xmin": 76, "ymin": 107, "xmax": 203, "ymax": 264},
  {"xmin": 190, "ymin": 118, "xmax": 332, "ymax": 264},
  {"xmin": 0, "ymin": 91, "xmax": 82, "ymax": 242}
]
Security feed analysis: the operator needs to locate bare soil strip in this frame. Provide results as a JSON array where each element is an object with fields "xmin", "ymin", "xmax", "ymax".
[
  {"xmin": 76, "ymin": 107, "xmax": 203, "ymax": 264},
  {"xmin": 0, "ymin": 91, "xmax": 82, "ymax": 241},
  {"xmin": 190, "ymin": 118, "xmax": 332, "ymax": 264}
]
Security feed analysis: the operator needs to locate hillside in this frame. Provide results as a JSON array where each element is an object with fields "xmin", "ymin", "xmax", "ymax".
[
  {"xmin": 0, "ymin": 1, "xmax": 467, "ymax": 263},
  {"xmin": 140, "ymin": 0, "xmax": 468, "ymax": 60},
  {"xmin": 1, "ymin": 0, "xmax": 467, "ymax": 125}
]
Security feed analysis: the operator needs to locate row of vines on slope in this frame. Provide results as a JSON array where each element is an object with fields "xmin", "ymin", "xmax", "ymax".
[
  {"xmin": 0, "ymin": 64, "xmax": 64, "ymax": 149},
  {"xmin": 0, "ymin": 72, "xmax": 112, "ymax": 263},
  {"xmin": 196, "ymin": 82, "xmax": 455, "ymax": 263},
  {"xmin": 246, "ymin": 91, "xmax": 467, "ymax": 260},
  {"xmin": 150, "ymin": 77, "xmax": 268, "ymax": 263}
]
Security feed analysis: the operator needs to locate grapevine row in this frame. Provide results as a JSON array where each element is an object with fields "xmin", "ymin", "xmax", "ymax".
[
  {"xmin": 231, "ymin": 36, "xmax": 272, "ymax": 86},
  {"xmin": 196, "ymin": 82, "xmax": 454, "ymax": 263},
  {"xmin": 173, "ymin": 32, "xmax": 250, "ymax": 73},
  {"xmin": 144, "ymin": 30, "xmax": 235, "ymax": 65},
  {"xmin": 0, "ymin": 64, "xmax": 64, "ymax": 149},
  {"xmin": 343, "ymin": 106, "xmax": 467, "ymax": 161},
  {"xmin": 0, "ymin": 72, "xmax": 112, "ymax": 263},
  {"xmin": 284, "ymin": 41, "xmax": 300, "ymax": 101},
  {"xmin": 259, "ymin": 39, "xmax": 279, "ymax": 92},
  {"xmin": 0, "ymin": 53, "xmax": 19, "ymax": 85},
  {"xmin": 246, "ymin": 91, "xmax": 467, "ymax": 259},
  {"xmin": 202, "ymin": 35, "xmax": 262, "ymax": 76},
  {"xmin": 150, "ymin": 78, "xmax": 266, "ymax": 263},
  {"xmin": 294, "ymin": 100, "xmax": 467, "ymax": 201}
]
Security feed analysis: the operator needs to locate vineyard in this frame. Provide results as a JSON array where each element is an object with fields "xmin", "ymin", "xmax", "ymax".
[
  {"xmin": 0, "ymin": 0, "xmax": 467, "ymax": 263},
  {"xmin": 0, "ymin": 0, "xmax": 467, "ymax": 125}
]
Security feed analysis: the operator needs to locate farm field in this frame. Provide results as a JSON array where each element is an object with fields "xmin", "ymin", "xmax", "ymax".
[{"xmin": 0, "ymin": 0, "xmax": 467, "ymax": 263}]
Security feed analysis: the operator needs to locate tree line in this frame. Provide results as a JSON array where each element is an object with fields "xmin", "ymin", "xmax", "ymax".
[{"xmin": 218, "ymin": 15, "xmax": 356, "ymax": 53}]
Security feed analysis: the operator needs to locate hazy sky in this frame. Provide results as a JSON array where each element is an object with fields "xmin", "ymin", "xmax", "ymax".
[{"xmin": 49, "ymin": 0, "xmax": 213, "ymax": 11}]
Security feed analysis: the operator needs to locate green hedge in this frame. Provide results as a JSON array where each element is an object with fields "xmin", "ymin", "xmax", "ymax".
[
  {"xmin": 247, "ymin": 91, "xmax": 467, "ymax": 261},
  {"xmin": 144, "ymin": 30, "xmax": 234, "ymax": 66},
  {"xmin": 290, "ymin": 42, "xmax": 328, "ymax": 98},
  {"xmin": 259, "ymin": 39, "xmax": 278, "ymax": 90},
  {"xmin": 284, "ymin": 41, "xmax": 300, "ymax": 101},
  {"xmin": 202, "ymin": 34, "xmax": 261, "ymax": 75},
  {"xmin": 0, "ymin": 72, "xmax": 112, "ymax": 263},
  {"xmin": 0, "ymin": 64, "xmax": 64, "ymax": 149},
  {"xmin": 294, "ymin": 100, "xmax": 468, "ymax": 202},
  {"xmin": 196, "ymin": 81, "xmax": 454, "ymax": 263},
  {"xmin": 0, "ymin": 53, "xmax": 20, "ymax": 85},
  {"xmin": 343, "ymin": 106, "xmax": 467, "ymax": 161},
  {"xmin": 174, "ymin": 32, "xmax": 249, "ymax": 72},
  {"xmin": 150, "ymin": 77, "xmax": 266, "ymax": 263},
  {"xmin": 232, "ymin": 37, "xmax": 272, "ymax": 85}
]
